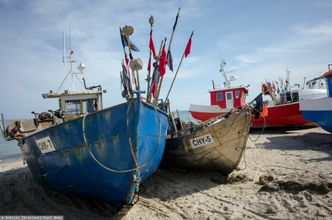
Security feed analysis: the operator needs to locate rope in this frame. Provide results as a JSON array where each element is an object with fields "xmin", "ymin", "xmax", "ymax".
[
  {"xmin": 239, "ymin": 109, "xmax": 252, "ymax": 171},
  {"xmin": 126, "ymin": 100, "xmax": 162, "ymax": 205},
  {"xmin": 126, "ymin": 99, "xmax": 141, "ymax": 195},
  {"xmin": 82, "ymin": 113, "xmax": 136, "ymax": 173},
  {"xmin": 248, "ymin": 108, "xmax": 266, "ymax": 142},
  {"xmin": 81, "ymin": 100, "xmax": 163, "ymax": 173}
]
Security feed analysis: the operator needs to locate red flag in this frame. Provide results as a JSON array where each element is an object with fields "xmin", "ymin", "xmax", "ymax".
[
  {"xmin": 149, "ymin": 30, "xmax": 157, "ymax": 58},
  {"xmin": 159, "ymin": 45, "xmax": 167, "ymax": 77},
  {"xmin": 125, "ymin": 54, "xmax": 129, "ymax": 69},
  {"xmin": 147, "ymin": 57, "xmax": 151, "ymax": 72},
  {"xmin": 151, "ymin": 82, "xmax": 157, "ymax": 97},
  {"xmin": 184, "ymin": 32, "xmax": 193, "ymax": 58}
]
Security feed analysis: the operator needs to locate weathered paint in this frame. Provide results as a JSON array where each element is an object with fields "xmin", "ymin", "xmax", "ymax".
[
  {"xmin": 163, "ymin": 109, "xmax": 251, "ymax": 175},
  {"xmin": 21, "ymin": 99, "xmax": 168, "ymax": 210}
]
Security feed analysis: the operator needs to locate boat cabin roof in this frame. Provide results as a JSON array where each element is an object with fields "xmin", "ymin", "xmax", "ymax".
[
  {"xmin": 42, "ymin": 90, "xmax": 103, "ymax": 99},
  {"xmin": 41, "ymin": 90, "xmax": 104, "ymax": 116},
  {"xmin": 209, "ymin": 85, "xmax": 248, "ymax": 94}
]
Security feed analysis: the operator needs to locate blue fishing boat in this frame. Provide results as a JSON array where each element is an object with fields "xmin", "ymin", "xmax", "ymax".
[
  {"xmin": 0, "ymin": 27, "xmax": 168, "ymax": 210},
  {"xmin": 300, "ymin": 64, "xmax": 332, "ymax": 133}
]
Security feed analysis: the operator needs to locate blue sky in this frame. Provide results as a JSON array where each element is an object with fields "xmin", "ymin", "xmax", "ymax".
[{"xmin": 1, "ymin": 0, "xmax": 332, "ymax": 119}]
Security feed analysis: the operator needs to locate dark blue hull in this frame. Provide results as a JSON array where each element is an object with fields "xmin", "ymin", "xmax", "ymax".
[
  {"xmin": 21, "ymin": 99, "xmax": 168, "ymax": 210},
  {"xmin": 301, "ymin": 110, "xmax": 332, "ymax": 133}
]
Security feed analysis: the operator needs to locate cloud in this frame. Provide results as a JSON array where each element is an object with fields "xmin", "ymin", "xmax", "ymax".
[
  {"xmin": 234, "ymin": 22, "xmax": 332, "ymax": 65},
  {"xmin": 313, "ymin": 0, "xmax": 332, "ymax": 8},
  {"xmin": 294, "ymin": 22, "xmax": 332, "ymax": 37}
]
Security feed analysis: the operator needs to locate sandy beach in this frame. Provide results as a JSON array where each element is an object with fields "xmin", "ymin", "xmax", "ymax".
[{"xmin": 0, "ymin": 127, "xmax": 331, "ymax": 219}]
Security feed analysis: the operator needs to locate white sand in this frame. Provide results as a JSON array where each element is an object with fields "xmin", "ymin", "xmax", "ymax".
[{"xmin": 1, "ymin": 127, "xmax": 331, "ymax": 219}]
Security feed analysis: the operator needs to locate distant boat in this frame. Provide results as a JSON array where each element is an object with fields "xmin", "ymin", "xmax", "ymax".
[
  {"xmin": 189, "ymin": 60, "xmax": 249, "ymax": 122},
  {"xmin": 0, "ymin": 29, "xmax": 168, "ymax": 210},
  {"xmin": 163, "ymin": 106, "xmax": 252, "ymax": 175},
  {"xmin": 251, "ymin": 70, "xmax": 326, "ymax": 128},
  {"xmin": 300, "ymin": 65, "xmax": 332, "ymax": 133}
]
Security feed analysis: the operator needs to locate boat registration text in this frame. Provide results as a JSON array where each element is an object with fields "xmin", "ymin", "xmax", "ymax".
[
  {"xmin": 190, "ymin": 134, "xmax": 214, "ymax": 149},
  {"xmin": 35, "ymin": 136, "xmax": 56, "ymax": 154}
]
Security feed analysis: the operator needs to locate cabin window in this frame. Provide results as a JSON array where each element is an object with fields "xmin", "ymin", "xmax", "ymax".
[
  {"xmin": 226, "ymin": 92, "xmax": 233, "ymax": 100},
  {"xmin": 65, "ymin": 99, "xmax": 97, "ymax": 115},
  {"xmin": 292, "ymin": 92, "xmax": 299, "ymax": 102},
  {"xmin": 216, "ymin": 93, "xmax": 223, "ymax": 101},
  {"xmin": 286, "ymin": 92, "xmax": 292, "ymax": 102},
  {"xmin": 235, "ymin": 90, "xmax": 240, "ymax": 98},
  {"xmin": 66, "ymin": 101, "xmax": 81, "ymax": 115},
  {"xmin": 82, "ymin": 99, "xmax": 97, "ymax": 113}
]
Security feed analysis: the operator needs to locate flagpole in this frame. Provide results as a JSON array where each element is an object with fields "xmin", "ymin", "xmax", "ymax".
[
  {"xmin": 165, "ymin": 53, "xmax": 184, "ymax": 102},
  {"xmin": 148, "ymin": 40, "xmax": 164, "ymax": 103},
  {"xmin": 126, "ymin": 35, "xmax": 138, "ymax": 91},
  {"xmin": 121, "ymin": 25, "xmax": 138, "ymax": 91},
  {"xmin": 119, "ymin": 27, "xmax": 128, "ymax": 66},
  {"xmin": 168, "ymin": 8, "xmax": 180, "ymax": 52},
  {"xmin": 154, "ymin": 39, "xmax": 166, "ymax": 106},
  {"xmin": 146, "ymin": 16, "xmax": 154, "ymax": 101},
  {"xmin": 154, "ymin": 8, "xmax": 181, "ymax": 106},
  {"xmin": 165, "ymin": 31, "xmax": 193, "ymax": 102}
]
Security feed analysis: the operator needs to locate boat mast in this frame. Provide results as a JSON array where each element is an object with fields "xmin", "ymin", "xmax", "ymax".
[
  {"xmin": 220, "ymin": 59, "xmax": 231, "ymax": 88},
  {"xmin": 69, "ymin": 28, "xmax": 75, "ymax": 92},
  {"xmin": 63, "ymin": 32, "xmax": 66, "ymax": 66},
  {"xmin": 56, "ymin": 29, "xmax": 85, "ymax": 94},
  {"xmin": 286, "ymin": 69, "xmax": 292, "ymax": 101}
]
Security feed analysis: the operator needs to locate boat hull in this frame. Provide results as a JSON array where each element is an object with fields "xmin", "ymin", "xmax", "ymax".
[
  {"xmin": 190, "ymin": 111, "xmax": 224, "ymax": 122},
  {"xmin": 300, "ymin": 97, "xmax": 332, "ymax": 133},
  {"xmin": 163, "ymin": 109, "xmax": 251, "ymax": 175},
  {"xmin": 189, "ymin": 104, "xmax": 227, "ymax": 122},
  {"xmin": 251, "ymin": 102, "xmax": 313, "ymax": 128},
  {"xmin": 20, "ymin": 99, "xmax": 168, "ymax": 210}
]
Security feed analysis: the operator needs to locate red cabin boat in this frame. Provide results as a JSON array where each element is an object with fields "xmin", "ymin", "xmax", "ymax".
[
  {"xmin": 251, "ymin": 70, "xmax": 326, "ymax": 128},
  {"xmin": 189, "ymin": 60, "xmax": 249, "ymax": 121},
  {"xmin": 190, "ymin": 64, "xmax": 326, "ymax": 128}
]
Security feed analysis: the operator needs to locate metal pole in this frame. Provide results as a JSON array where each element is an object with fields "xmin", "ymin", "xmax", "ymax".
[
  {"xmin": 165, "ymin": 31, "xmax": 193, "ymax": 101},
  {"xmin": 151, "ymin": 40, "xmax": 165, "ymax": 105},
  {"xmin": 165, "ymin": 53, "xmax": 185, "ymax": 102},
  {"xmin": 154, "ymin": 8, "xmax": 180, "ymax": 105},
  {"xmin": 126, "ymin": 35, "xmax": 138, "ymax": 90},
  {"xmin": 146, "ymin": 16, "xmax": 154, "ymax": 101}
]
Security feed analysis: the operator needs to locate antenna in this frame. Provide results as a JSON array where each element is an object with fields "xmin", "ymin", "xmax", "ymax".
[
  {"xmin": 56, "ymin": 28, "xmax": 86, "ymax": 93},
  {"xmin": 63, "ymin": 32, "xmax": 66, "ymax": 65},
  {"xmin": 69, "ymin": 27, "xmax": 72, "ymax": 54},
  {"xmin": 220, "ymin": 59, "xmax": 231, "ymax": 88}
]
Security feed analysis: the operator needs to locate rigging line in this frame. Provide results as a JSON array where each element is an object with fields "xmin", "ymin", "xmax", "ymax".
[
  {"xmin": 81, "ymin": 100, "xmax": 164, "ymax": 173},
  {"xmin": 74, "ymin": 73, "xmax": 86, "ymax": 89},
  {"xmin": 238, "ymin": 108, "xmax": 252, "ymax": 171},
  {"xmin": 56, "ymin": 69, "xmax": 72, "ymax": 93},
  {"xmin": 248, "ymin": 108, "xmax": 266, "ymax": 142},
  {"xmin": 82, "ymin": 112, "xmax": 137, "ymax": 173}
]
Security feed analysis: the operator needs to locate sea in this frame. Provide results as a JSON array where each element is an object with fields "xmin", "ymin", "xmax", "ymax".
[{"xmin": 0, "ymin": 121, "xmax": 21, "ymax": 161}]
